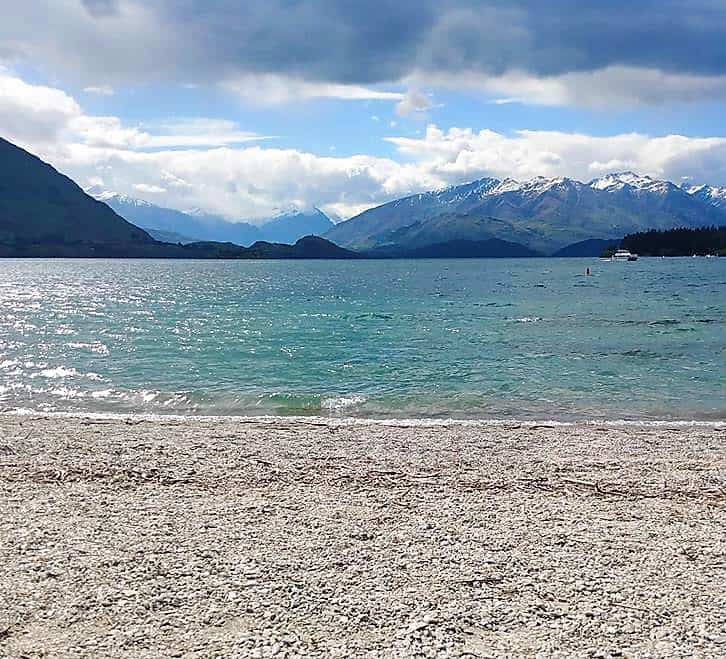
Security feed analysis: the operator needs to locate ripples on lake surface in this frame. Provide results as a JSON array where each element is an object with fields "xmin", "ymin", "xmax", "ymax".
[{"xmin": 1, "ymin": 257, "xmax": 724, "ymax": 421}]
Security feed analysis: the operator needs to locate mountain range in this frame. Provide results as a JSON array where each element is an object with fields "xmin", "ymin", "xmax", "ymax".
[
  {"xmin": 0, "ymin": 137, "xmax": 355, "ymax": 259},
  {"xmin": 325, "ymin": 173, "xmax": 726, "ymax": 255},
  {"xmin": 92, "ymin": 191, "xmax": 335, "ymax": 246},
  {"xmin": 2, "ymin": 134, "xmax": 725, "ymax": 259}
]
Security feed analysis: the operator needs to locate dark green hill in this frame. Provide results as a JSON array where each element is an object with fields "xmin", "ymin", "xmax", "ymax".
[
  {"xmin": 621, "ymin": 226, "xmax": 726, "ymax": 256},
  {"xmin": 0, "ymin": 233, "xmax": 358, "ymax": 260},
  {"xmin": 183, "ymin": 236, "xmax": 359, "ymax": 259},
  {"xmin": 364, "ymin": 238, "xmax": 541, "ymax": 258},
  {"xmin": 146, "ymin": 228, "xmax": 198, "ymax": 244},
  {"xmin": 258, "ymin": 209, "xmax": 335, "ymax": 244},
  {"xmin": 0, "ymin": 138, "xmax": 153, "ymax": 246},
  {"xmin": 404, "ymin": 239, "xmax": 540, "ymax": 258}
]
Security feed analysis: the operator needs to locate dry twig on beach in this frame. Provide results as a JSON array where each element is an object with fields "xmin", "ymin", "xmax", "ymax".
[{"xmin": 1, "ymin": 416, "xmax": 725, "ymax": 658}]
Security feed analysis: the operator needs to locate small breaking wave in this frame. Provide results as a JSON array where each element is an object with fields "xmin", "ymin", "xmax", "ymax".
[
  {"xmin": 321, "ymin": 395, "xmax": 366, "ymax": 411},
  {"xmin": 38, "ymin": 366, "xmax": 79, "ymax": 379},
  {"xmin": 513, "ymin": 316, "xmax": 544, "ymax": 323},
  {"xmin": 67, "ymin": 342, "xmax": 110, "ymax": 355}
]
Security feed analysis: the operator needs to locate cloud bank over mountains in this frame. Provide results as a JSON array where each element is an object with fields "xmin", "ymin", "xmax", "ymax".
[
  {"xmin": 1, "ymin": 2, "xmax": 726, "ymax": 218},
  {"xmin": 3, "ymin": 67, "xmax": 726, "ymax": 220}
]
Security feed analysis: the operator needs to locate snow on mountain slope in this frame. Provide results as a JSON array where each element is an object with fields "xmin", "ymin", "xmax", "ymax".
[
  {"xmin": 687, "ymin": 184, "xmax": 726, "ymax": 208},
  {"xmin": 87, "ymin": 190, "xmax": 334, "ymax": 246},
  {"xmin": 84, "ymin": 169, "xmax": 726, "ymax": 255},
  {"xmin": 325, "ymin": 171, "xmax": 726, "ymax": 253},
  {"xmin": 589, "ymin": 172, "xmax": 674, "ymax": 194},
  {"xmin": 84, "ymin": 186, "xmax": 153, "ymax": 207}
]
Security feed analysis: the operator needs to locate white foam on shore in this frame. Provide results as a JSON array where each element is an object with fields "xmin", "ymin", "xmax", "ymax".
[
  {"xmin": 1, "ymin": 409, "xmax": 723, "ymax": 429},
  {"xmin": 320, "ymin": 395, "xmax": 366, "ymax": 411}
]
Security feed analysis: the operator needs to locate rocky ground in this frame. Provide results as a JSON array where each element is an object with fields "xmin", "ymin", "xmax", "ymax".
[{"xmin": 1, "ymin": 415, "xmax": 725, "ymax": 658}]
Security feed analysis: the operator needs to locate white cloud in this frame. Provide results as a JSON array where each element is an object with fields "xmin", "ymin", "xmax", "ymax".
[
  {"xmin": 395, "ymin": 89, "xmax": 435, "ymax": 117},
  {"xmin": 170, "ymin": 66, "xmax": 726, "ymax": 113},
  {"xmin": 143, "ymin": 118, "xmax": 275, "ymax": 148},
  {"xmin": 410, "ymin": 66, "xmax": 726, "ymax": 110},
  {"xmin": 0, "ymin": 70, "xmax": 80, "ymax": 144},
  {"xmin": 87, "ymin": 175, "xmax": 106, "ymax": 187},
  {"xmin": 67, "ymin": 114, "xmax": 270, "ymax": 151},
  {"xmin": 222, "ymin": 75, "xmax": 404, "ymax": 105},
  {"xmin": 489, "ymin": 98, "xmax": 520, "ymax": 106},
  {"xmin": 385, "ymin": 124, "xmax": 726, "ymax": 186},
  {"xmin": 44, "ymin": 141, "xmax": 417, "ymax": 219},
  {"xmin": 322, "ymin": 202, "xmax": 376, "ymax": 220},
  {"xmin": 70, "ymin": 114, "xmax": 149, "ymax": 149},
  {"xmin": 83, "ymin": 84, "xmax": 115, "ymax": 95},
  {"xmin": 133, "ymin": 183, "xmax": 165, "ymax": 194},
  {"xmin": 4, "ymin": 70, "xmax": 726, "ymax": 221},
  {"xmin": 0, "ymin": 70, "xmax": 271, "ymax": 153},
  {"xmin": 159, "ymin": 170, "xmax": 193, "ymax": 189}
]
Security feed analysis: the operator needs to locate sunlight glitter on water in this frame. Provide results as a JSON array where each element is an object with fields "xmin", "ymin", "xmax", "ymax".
[{"xmin": 1, "ymin": 258, "xmax": 724, "ymax": 421}]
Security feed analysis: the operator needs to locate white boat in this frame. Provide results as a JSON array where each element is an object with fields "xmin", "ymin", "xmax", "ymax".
[{"xmin": 612, "ymin": 249, "xmax": 638, "ymax": 261}]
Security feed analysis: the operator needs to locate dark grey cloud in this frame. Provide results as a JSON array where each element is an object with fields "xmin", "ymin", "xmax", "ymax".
[
  {"xmin": 523, "ymin": 1, "xmax": 726, "ymax": 76},
  {"xmin": 2, "ymin": 1, "xmax": 726, "ymax": 85},
  {"xmin": 147, "ymin": 0, "xmax": 726, "ymax": 81},
  {"xmin": 164, "ymin": 0, "xmax": 437, "ymax": 84}
]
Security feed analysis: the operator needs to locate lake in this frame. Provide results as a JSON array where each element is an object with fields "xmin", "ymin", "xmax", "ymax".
[{"xmin": 1, "ymin": 257, "xmax": 724, "ymax": 421}]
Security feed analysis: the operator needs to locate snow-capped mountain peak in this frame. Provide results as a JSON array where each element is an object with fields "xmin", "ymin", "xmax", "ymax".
[
  {"xmin": 325, "ymin": 168, "xmax": 726, "ymax": 256},
  {"xmin": 322, "ymin": 207, "xmax": 344, "ymax": 224},
  {"xmin": 270, "ymin": 204, "xmax": 307, "ymax": 219},
  {"xmin": 184, "ymin": 206, "xmax": 216, "ymax": 218},
  {"xmin": 112, "ymin": 194, "xmax": 153, "ymax": 207},
  {"xmin": 489, "ymin": 178, "xmax": 522, "ymax": 194},
  {"xmin": 84, "ymin": 184, "xmax": 115, "ymax": 201},
  {"xmin": 589, "ymin": 171, "xmax": 670, "ymax": 193},
  {"xmin": 86, "ymin": 186, "xmax": 154, "ymax": 207},
  {"xmin": 517, "ymin": 176, "xmax": 579, "ymax": 196},
  {"xmin": 686, "ymin": 183, "xmax": 726, "ymax": 208},
  {"xmin": 613, "ymin": 171, "xmax": 655, "ymax": 187},
  {"xmin": 590, "ymin": 173, "xmax": 628, "ymax": 191},
  {"xmin": 431, "ymin": 177, "xmax": 502, "ymax": 203}
]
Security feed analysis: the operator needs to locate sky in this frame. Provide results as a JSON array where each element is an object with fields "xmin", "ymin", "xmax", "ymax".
[{"xmin": 2, "ymin": 0, "xmax": 726, "ymax": 221}]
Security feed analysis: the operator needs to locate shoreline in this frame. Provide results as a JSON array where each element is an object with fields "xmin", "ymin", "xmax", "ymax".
[
  {"xmin": 3, "ymin": 409, "xmax": 725, "ymax": 428},
  {"xmin": 2, "ymin": 415, "xmax": 725, "ymax": 657}
]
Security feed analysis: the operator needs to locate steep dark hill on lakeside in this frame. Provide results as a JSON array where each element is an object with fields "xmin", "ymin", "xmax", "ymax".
[{"xmin": 0, "ymin": 138, "xmax": 153, "ymax": 246}]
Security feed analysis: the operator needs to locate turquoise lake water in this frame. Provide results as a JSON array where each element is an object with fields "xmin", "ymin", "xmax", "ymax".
[{"xmin": 0, "ymin": 258, "xmax": 724, "ymax": 421}]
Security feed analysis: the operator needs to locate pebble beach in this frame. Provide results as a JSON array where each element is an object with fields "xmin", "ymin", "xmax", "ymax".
[{"xmin": 1, "ymin": 415, "xmax": 725, "ymax": 657}]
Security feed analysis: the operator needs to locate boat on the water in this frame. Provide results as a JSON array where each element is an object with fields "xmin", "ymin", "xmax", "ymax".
[{"xmin": 612, "ymin": 249, "xmax": 638, "ymax": 261}]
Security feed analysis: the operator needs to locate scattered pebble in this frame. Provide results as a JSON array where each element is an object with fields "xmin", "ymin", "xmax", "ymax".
[{"xmin": 0, "ymin": 416, "xmax": 725, "ymax": 657}]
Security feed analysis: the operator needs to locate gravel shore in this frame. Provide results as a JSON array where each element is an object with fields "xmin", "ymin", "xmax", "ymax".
[{"xmin": 1, "ymin": 415, "xmax": 725, "ymax": 658}]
